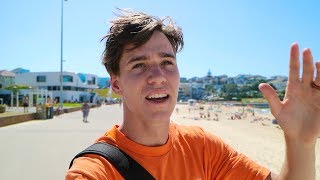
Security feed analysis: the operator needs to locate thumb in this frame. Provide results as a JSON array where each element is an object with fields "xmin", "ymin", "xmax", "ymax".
[{"xmin": 258, "ymin": 83, "xmax": 282, "ymax": 117}]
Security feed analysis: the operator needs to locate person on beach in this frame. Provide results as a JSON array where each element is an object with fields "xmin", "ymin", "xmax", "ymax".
[
  {"xmin": 66, "ymin": 9, "xmax": 320, "ymax": 179},
  {"xmin": 81, "ymin": 101, "xmax": 90, "ymax": 123}
]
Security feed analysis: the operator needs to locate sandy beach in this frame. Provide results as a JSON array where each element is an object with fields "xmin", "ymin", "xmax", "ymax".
[{"xmin": 172, "ymin": 103, "xmax": 320, "ymax": 177}]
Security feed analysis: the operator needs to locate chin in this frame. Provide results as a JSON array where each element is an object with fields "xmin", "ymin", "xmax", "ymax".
[{"xmin": 147, "ymin": 111, "xmax": 172, "ymax": 123}]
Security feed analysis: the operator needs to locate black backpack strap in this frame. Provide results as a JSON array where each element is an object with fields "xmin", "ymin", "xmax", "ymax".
[{"xmin": 69, "ymin": 142, "xmax": 155, "ymax": 180}]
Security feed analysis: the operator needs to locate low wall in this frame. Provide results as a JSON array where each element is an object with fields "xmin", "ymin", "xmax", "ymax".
[
  {"xmin": 0, "ymin": 106, "xmax": 89, "ymax": 127},
  {"xmin": 232, "ymin": 102, "xmax": 269, "ymax": 108},
  {"xmin": 64, "ymin": 107, "xmax": 81, "ymax": 113},
  {"xmin": 62, "ymin": 105, "xmax": 96, "ymax": 113},
  {"xmin": 0, "ymin": 113, "xmax": 37, "ymax": 127}
]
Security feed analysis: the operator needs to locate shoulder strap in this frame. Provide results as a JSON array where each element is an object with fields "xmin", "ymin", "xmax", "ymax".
[{"xmin": 69, "ymin": 142, "xmax": 155, "ymax": 180}]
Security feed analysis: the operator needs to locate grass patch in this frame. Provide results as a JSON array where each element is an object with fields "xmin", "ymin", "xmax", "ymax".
[
  {"xmin": 94, "ymin": 89, "xmax": 121, "ymax": 98},
  {"xmin": 64, "ymin": 103, "xmax": 82, "ymax": 108},
  {"xmin": 53, "ymin": 103, "xmax": 82, "ymax": 108},
  {"xmin": 241, "ymin": 98, "xmax": 267, "ymax": 103}
]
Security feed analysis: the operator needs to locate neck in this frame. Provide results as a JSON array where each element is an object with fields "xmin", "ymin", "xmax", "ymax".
[{"xmin": 119, "ymin": 118, "xmax": 170, "ymax": 147}]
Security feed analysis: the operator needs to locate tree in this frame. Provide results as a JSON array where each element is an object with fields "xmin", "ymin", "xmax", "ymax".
[
  {"xmin": 221, "ymin": 84, "xmax": 238, "ymax": 100},
  {"xmin": 5, "ymin": 84, "xmax": 31, "ymax": 92},
  {"xmin": 204, "ymin": 84, "xmax": 216, "ymax": 94}
]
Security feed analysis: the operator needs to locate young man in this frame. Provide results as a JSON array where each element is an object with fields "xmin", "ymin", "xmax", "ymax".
[{"xmin": 66, "ymin": 9, "xmax": 320, "ymax": 179}]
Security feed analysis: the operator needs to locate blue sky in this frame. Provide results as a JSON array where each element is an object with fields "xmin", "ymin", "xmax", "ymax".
[{"xmin": 1, "ymin": 0, "xmax": 320, "ymax": 79}]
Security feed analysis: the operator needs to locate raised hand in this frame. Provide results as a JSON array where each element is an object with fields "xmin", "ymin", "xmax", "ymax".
[{"xmin": 259, "ymin": 43, "xmax": 320, "ymax": 147}]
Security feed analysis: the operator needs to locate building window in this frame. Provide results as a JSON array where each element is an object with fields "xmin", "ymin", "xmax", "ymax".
[
  {"xmin": 87, "ymin": 77, "xmax": 96, "ymax": 85},
  {"xmin": 63, "ymin": 86, "xmax": 71, "ymax": 90},
  {"xmin": 63, "ymin": 75, "xmax": 73, "ymax": 82},
  {"xmin": 0, "ymin": 84, "xmax": 2, "ymax": 88},
  {"xmin": 36, "ymin": 76, "xmax": 46, "ymax": 82}
]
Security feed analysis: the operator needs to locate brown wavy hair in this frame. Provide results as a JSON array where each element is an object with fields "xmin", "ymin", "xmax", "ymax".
[{"xmin": 101, "ymin": 9, "xmax": 184, "ymax": 76}]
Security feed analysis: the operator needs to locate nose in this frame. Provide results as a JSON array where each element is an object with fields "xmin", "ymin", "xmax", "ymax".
[{"xmin": 147, "ymin": 65, "xmax": 167, "ymax": 85}]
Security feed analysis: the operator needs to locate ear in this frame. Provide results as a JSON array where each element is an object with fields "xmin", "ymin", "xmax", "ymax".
[{"xmin": 110, "ymin": 75, "xmax": 122, "ymax": 96}]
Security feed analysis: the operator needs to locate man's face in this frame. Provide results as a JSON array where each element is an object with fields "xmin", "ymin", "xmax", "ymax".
[{"xmin": 111, "ymin": 31, "xmax": 180, "ymax": 123}]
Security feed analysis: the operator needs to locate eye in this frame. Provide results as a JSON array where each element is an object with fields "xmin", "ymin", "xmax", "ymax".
[
  {"xmin": 161, "ymin": 60, "xmax": 174, "ymax": 66},
  {"xmin": 132, "ymin": 63, "xmax": 146, "ymax": 69}
]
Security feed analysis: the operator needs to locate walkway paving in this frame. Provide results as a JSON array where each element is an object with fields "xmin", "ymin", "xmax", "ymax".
[
  {"xmin": 0, "ymin": 104, "xmax": 123, "ymax": 180},
  {"xmin": 0, "ymin": 107, "xmax": 37, "ymax": 118}
]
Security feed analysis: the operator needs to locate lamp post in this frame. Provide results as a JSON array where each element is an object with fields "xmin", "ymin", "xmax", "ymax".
[{"xmin": 60, "ymin": 0, "xmax": 67, "ymax": 109}]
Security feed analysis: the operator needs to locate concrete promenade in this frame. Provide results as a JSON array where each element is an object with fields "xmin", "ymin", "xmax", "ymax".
[{"xmin": 0, "ymin": 104, "xmax": 123, "ymax": 180}]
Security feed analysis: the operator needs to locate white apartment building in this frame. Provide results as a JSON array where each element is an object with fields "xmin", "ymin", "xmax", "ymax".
[
  {"xmin": 178, "ymin": 83, "xmax": 192, "ymax": 101},
  {"xmin": 0, "ymin": 70, "xmax": 15, "ymax": 88},
  {"xmin": 15, "ymin": 72, "xmax": 98, "ymax": 103}
]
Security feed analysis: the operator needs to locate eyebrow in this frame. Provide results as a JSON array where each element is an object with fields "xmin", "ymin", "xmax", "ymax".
[
  {"xmin": 160, "ymin": 52, "xmax": 176, "ymax": 59},
  {"xmin": 127, "ymin": 55, "xmax": 148, "ymax": 65},
  {"xmin": 126, "ymin": 52, "xmax": 176, "ymax": 65}
]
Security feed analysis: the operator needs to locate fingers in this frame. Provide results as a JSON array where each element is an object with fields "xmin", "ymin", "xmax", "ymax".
[
  {"xmin": 288, "ymin": 43, "xmax": 300, "ymax": 83},
  {"xmin": 259, "ymin": 83, "xmax": 282, "ymax": 117},
  {"xmin": 314, "ymin": 62, "xmax": 320, "ymax": 85},
  {"xmin": 289, "ymin": 43, "xmax": 316, "ymax": 86},
  {"xmin": 302, "ymin": 48, "xmax": 314, "ymax": 85}
]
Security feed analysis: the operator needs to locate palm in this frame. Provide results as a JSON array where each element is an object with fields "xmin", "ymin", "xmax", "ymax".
[
  {"xmin": 277, "ymin": 82, "xmax": 320, "ymax": 143},
  {"xmin": 260, "ymin": 43, "xmax": 320, "ymax": 145}
]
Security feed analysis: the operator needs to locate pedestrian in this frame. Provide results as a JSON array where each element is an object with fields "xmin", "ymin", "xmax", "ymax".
[
  {"xmin": 81, "ymin": 101, "xmax": 90, "ymax": 123},
  {"xmin": 66, "ymin": 9, "xmax": 320, "ymax": 180},
  {"xmin": 23, "ymin": 96, "xmax": 29, "ymax": 113}
]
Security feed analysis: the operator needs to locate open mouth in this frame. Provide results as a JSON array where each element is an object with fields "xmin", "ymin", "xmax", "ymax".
[{"xmin": 146, "ymin": 93, "xmax": 169, "ymax": 103}]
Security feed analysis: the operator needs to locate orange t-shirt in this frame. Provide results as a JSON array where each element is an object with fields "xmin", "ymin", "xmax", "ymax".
[{"xmin": 66, "ymin": 123, "xmax": 270, "ymax": 180}]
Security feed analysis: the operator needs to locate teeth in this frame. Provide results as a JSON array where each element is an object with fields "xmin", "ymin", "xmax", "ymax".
[{"xmin": 147, "ymin": 94, "xmax": 167, "ymax": 99}]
